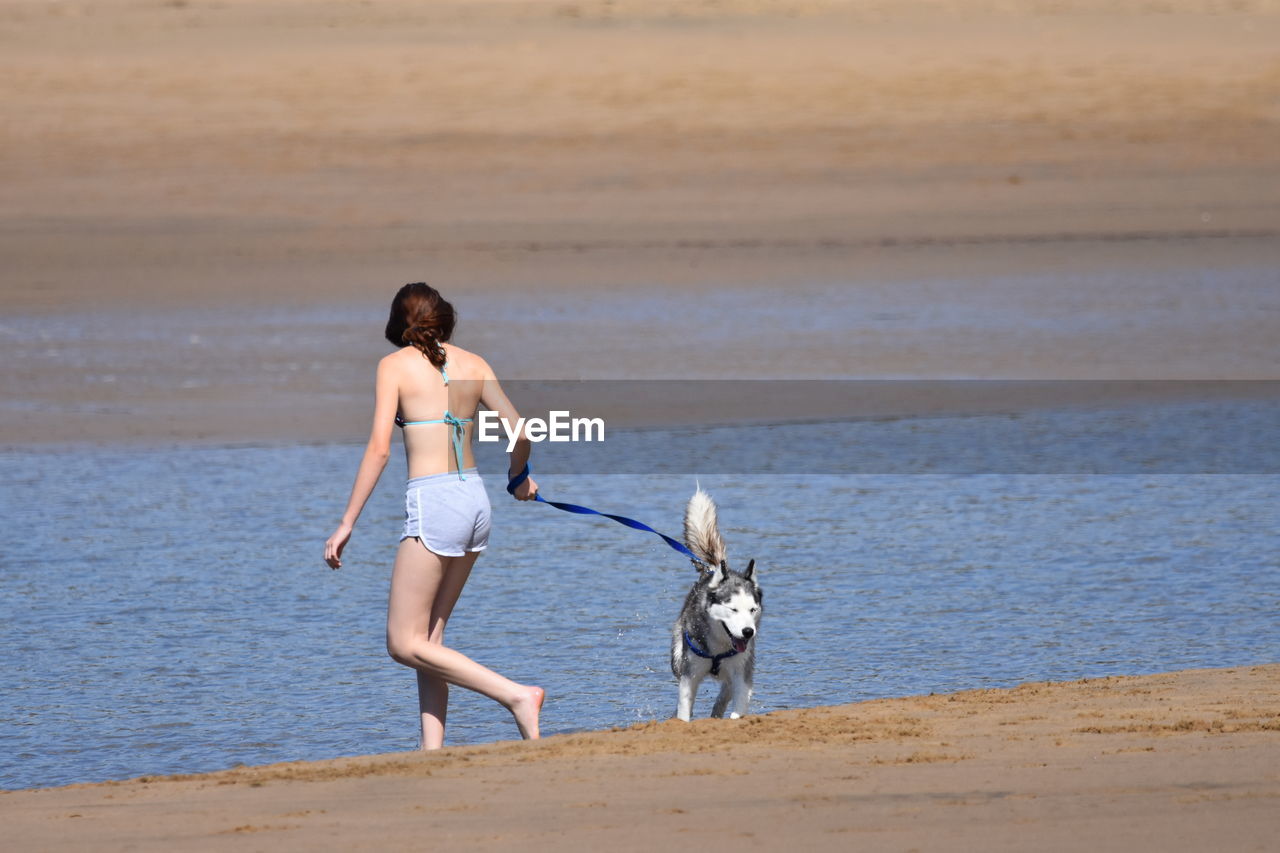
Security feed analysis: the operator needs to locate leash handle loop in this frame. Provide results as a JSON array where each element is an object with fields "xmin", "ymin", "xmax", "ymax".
[{"xmin": 506, "ymin": 462, "xmax": 531, "ymax": 495}]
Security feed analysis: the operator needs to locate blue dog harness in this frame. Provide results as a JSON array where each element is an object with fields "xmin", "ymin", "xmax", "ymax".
[
  {"xmin": 506, "ymin": 463, "xmax": 710, "ymax": 571},
  {"xmin": 682, "ymin": 631, "xmax": 739, "ymax": 676}
]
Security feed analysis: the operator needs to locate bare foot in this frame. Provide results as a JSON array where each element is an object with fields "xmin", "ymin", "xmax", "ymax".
[{"xmin": 507, "ymin": 685, "xmax": 544, "ymax": 740}]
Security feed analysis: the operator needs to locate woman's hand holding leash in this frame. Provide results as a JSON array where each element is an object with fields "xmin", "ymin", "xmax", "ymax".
[{"xmin": 507, "ymin": 463, "xmax": 539, "ymax": 501}]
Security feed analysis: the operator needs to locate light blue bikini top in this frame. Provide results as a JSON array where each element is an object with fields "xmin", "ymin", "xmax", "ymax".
[{"xmin": 395, "ymin": 362, "xmax": 473, "ymax": 479}]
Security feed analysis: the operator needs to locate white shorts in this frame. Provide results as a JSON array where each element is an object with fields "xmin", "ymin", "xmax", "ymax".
[{"xmin": 400, "ymin": 468, "xmax": 491, "ymax": 556}]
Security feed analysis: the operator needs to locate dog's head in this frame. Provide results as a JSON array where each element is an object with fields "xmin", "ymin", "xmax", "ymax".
[{"xmin": 706, "ymin": 559, "xmax": 763, "ymax": 653}]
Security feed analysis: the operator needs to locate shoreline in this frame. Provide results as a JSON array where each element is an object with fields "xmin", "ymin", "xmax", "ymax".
[
  {"xmin": 5, "ymin": 664, "xmax": 1278, "ymax": 849},
  {"xmin": 3, "ymin": 379, "xmax": 1278, "ymax": 451}
]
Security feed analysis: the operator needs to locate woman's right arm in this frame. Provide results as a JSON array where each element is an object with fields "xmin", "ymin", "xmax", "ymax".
[
  {"xmin": 324, "ymin": 356, "xmax": 399, "ymax": 569},
  {"xmin": 478, "ymin": 361, "xmax": 539, "ymax": 501}
]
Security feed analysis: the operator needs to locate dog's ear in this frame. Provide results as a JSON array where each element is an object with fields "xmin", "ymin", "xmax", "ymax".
[
  {"xmin": 708, "ymin": 559, "xmax": 728, "ymax": 588},
  {"xmin": 743, "ymin": 558, "xmax": 757, "ymax": 582}
]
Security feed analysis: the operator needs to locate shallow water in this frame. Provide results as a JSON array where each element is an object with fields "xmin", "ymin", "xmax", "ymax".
[{"xmin": 2, "ymin": 405, "xmax": 1279, "ymax": 791}]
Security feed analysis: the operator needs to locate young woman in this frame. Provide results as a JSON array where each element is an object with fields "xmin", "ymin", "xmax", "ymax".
[{"xmin": 324, "ymin": 282, "xmax": 544, "ymax": 748}]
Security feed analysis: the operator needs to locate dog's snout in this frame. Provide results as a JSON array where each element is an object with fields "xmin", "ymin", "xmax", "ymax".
[{"xmin": 742, "ymin": 627, "xmax": 754, "ymax": 639}]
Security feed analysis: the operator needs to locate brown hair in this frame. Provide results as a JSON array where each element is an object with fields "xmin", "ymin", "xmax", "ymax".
[{"xmin": 384, "ymin": 282, "xmax": 456, "ymax": 369}]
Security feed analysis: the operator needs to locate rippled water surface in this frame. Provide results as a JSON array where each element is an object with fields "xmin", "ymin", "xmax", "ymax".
[{"xmin": 3, "ymin": 410, "xmax": 1279, "ymax": 790}]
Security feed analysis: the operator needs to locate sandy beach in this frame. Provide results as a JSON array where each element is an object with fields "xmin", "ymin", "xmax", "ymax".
[
  {"xmin": 3, "ymin": 0, "xmax": 1278, "ymax": 319},
  {"xmin": 3, "ymin": 2, "xmax": 1278, "ymax": 844},
  {"xmin": 4, "ymin": 0, "xmax": 1279, "ymax": 299},
  {"xmin": 3, "ymin": 665, "xmax": 1277, "ymax": 850},
  {"xmin": 3, "ymin": 1, "xmax": 1280, "ymax": 448}
]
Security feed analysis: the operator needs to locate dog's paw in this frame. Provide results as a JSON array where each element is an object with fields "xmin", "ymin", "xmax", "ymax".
[{"xmin": 729, "ymin": 712, "xmax": 742, "ymax": 720}]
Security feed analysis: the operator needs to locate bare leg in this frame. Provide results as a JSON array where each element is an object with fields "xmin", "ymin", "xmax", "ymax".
[
  {"xmin": 416, "ymin": 670, "xmax": 448, "ymax": 749},
  {"xmin": 387, "ymin": 539, "xmax": 543, "ymax": 746},
  {"xmin": 416, "ymin": 548, "xmax": 479, "ymax": 748}
]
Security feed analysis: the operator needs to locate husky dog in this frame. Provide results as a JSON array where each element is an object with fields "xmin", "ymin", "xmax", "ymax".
[{"xmin": 671, "ymin": 487, "xmax": 763, "ymax": 721}]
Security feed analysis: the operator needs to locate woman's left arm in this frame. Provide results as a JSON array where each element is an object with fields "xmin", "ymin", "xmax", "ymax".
[{"xmin": 324, "ymin": 357, "xmax": 399, "ymax": 569}]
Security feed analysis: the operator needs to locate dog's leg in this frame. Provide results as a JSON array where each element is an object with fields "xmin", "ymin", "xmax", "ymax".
[
  {"xmin": 676, "ymin": 674, "xmax": 702, "ymax": 721},
  {"xmin": 710, "ymin": 679, "xmax": 733, "ymax": 718},
  {"xmin": 727, "ymin": 672, "xmax": 752, "ymax": 719}
]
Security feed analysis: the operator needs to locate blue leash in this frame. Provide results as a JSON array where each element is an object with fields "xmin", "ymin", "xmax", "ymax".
[{"xmin": 506, "ymin": 463, "xmax": 709, "ymax": 570}]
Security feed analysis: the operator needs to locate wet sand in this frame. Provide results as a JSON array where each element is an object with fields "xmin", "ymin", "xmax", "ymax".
[{"xmin": 4, "ymin": 665, "xmax": 1278, "ymax": 850}]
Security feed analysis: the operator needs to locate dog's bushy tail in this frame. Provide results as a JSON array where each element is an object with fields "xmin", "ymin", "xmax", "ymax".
[{"xmin": 684, "ymin": 486, "xmax": 727, "ymax": 568}]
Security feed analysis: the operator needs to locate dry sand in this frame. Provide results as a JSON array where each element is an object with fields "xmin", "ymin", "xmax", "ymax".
[
  {"xmin": 2, "ymin": 0, "xmax": 1278, "ymax": 314},
  {"xmin": 4, "ymin": 665, "xmax": 1278, "ymax": 850}
]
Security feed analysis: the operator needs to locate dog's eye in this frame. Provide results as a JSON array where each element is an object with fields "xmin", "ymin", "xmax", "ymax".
[{"xmin": 750, "ymin": 607, "xmax": 758, "ymax": 613}]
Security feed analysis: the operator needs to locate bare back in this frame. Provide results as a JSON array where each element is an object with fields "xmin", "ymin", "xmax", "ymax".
[{"xmin": 390, "ymin": 343, "xmax": 488, "ymax": 479}]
